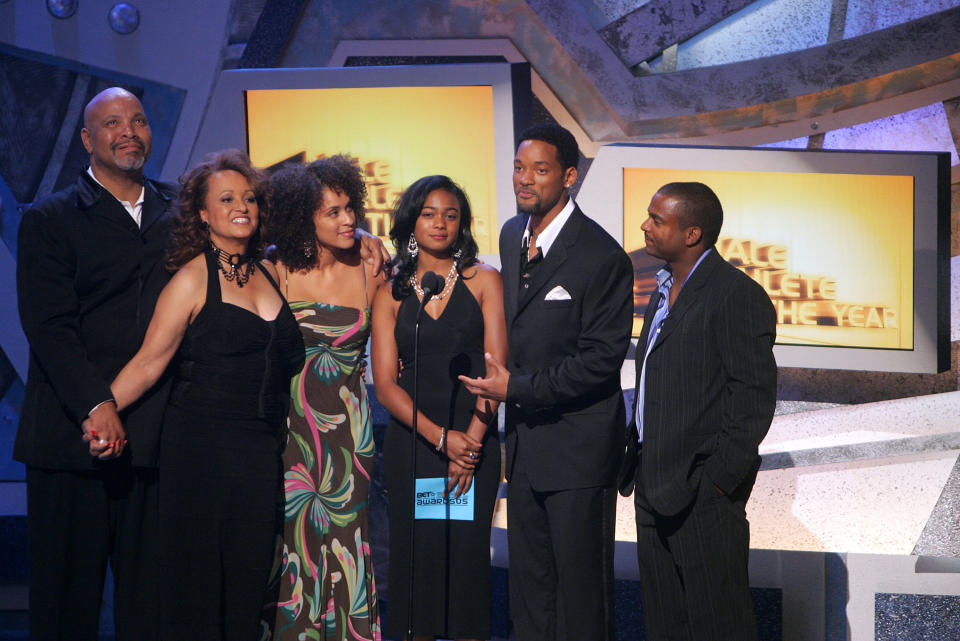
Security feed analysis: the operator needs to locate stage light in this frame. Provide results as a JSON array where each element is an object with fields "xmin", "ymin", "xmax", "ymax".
[
  {"xmin": 108, "ymin": 2, "xmax": 139, "ymax": 34},
  {"xmin": 46, "ymin": 0, "xmax": 78, "ymax": 19}
]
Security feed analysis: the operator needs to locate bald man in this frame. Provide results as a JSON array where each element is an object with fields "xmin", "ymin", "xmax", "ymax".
[{"xmin": 15, "ymin": 87, "xmax": 175, "ymax": 640}]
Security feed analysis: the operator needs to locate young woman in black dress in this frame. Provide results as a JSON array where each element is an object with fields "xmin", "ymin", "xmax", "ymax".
[{"xmin": 371, "ymin": 175, "xmax": 507, "ymax": 641}]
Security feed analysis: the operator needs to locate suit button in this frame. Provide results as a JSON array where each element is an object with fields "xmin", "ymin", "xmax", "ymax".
[{"xmin": 523, "ymin": 283, "xmax": 529, "ymax": 289}]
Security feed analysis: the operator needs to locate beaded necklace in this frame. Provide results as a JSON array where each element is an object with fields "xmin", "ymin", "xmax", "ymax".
[
  {"xmin": 210, "ymin": 245, "xmax": 256, "ymax": 287},
  {"xmin": 410, "ymin": 261, "xmax": 458, "ymax": 302}
]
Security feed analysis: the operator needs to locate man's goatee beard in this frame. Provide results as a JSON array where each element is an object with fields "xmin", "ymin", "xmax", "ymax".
[{"xmin": 116, "ymin": 155, "xmax": 146, "ymax": 171}]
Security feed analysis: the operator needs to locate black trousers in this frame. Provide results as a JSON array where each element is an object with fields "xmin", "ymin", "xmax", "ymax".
[
  {"xmin": 26, "ymin": 464, "xmax": 159, "ymax": 641},
  {"xmin": 633, "ymin": 455, "xmax": 757, "ymax": 641},
  {"xmin": 507, "ymin": 468, "xmax": 616, "ymax": 641}
]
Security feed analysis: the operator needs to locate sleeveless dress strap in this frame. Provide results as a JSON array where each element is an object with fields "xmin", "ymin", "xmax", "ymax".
[
  {"xmin": 360, "ymin": 260, "xmax": 370, "ymax": 308},
  {"xmin": 204, "ymin": 250, "xmax": 221, "ymax": 303},
  {"xmin": 257, "ymin": 261, "xmax": 286, "ymax": 298}
]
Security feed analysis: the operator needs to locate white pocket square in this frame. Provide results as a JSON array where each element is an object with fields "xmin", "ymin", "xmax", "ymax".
[{"xmin": 545, "ymin": 285, "xmax": 572, "ymax": 301}]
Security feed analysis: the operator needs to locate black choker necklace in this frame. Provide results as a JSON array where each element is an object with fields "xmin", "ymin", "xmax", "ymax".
[{"xmin": 210, "ymin": 245, "xmax": 256, "ymax": 287}]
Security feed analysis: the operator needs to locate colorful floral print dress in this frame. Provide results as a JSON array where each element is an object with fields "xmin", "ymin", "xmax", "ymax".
[{"xmin": 269, "ymin": 302, "xmax": 381, "ymax": 641}]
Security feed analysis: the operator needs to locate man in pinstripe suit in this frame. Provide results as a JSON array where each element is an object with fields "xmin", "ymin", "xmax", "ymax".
[{"xmin": 630, "ymin": 182, "xmax": 777, "ymax": 641}]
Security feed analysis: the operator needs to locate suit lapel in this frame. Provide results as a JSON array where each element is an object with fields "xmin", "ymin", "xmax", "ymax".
[
  {"xmin": 77, "ymin": 172, "xmax": 139, "ymax": 234},
  {"xmin": 140, "ymin": 180, "xmax": 171, "ymax": 234},
  {"xmin": 501, "ymin": 215, "xmax": 525, "ymax": 323},
  {"xmin": 516, "ymin": 238, "xmax": 567, "ymax": 314},
  {"xmin": 634, "ymin": 288, "xmax": 662, "ymax": 392},
  {"xmin": 514, "ymin": 208, "xmax": 582, "ymax": 317},
  {"xmin": 651, "ymin": 249, "xmax": 722, "ymax": 349}
]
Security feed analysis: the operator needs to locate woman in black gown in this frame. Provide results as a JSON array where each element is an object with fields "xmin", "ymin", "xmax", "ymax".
[
  {"xmin": 371, "ymin": 175, "xmax": 507, "ymax": 641},
  {"xmin": 89, "ymin": 149, "xmax": 304, "ymax": 640}
]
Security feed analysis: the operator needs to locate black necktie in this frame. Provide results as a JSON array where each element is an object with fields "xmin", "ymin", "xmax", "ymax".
[{"xmin": 520, "ymin": 235, "xmax": 542, "ymax": 273}]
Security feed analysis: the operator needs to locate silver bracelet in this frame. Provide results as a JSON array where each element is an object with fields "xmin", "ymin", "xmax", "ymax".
[
  {"xmin": 435, "ymin": 428, "xmax": 447, "ymax": 452},
  {"xmin": 88, "ymin": 397, "xmax": 117, "ymax": 417}
]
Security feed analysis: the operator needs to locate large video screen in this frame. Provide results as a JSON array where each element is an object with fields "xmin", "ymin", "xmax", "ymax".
[
  {"xmin": 189, "ymin": 63, "xmax": 529, "ymax": 265},
  {"xmin": 577, "ymin": 144, "xmax": 949, "ymax": 373},
  {"xmin": 245, "ymin": 86, "xmax": 498, "ymax": 254},
  {"xmin": 623, "ymin": 168, "xmax": 914, "ymax": 350}
]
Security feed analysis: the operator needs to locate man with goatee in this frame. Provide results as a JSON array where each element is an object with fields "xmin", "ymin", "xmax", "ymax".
[
  {"xmin": 16, "ymin": 87, "xmax": 175, "ymax": 640},
  {"xmin": 462, "ymin": 123, "xmax": 634, "ymax": 641}
]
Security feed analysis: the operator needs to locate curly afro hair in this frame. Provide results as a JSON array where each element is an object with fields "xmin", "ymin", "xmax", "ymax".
[{"xmin": 267, "ymin": 154, "xmax": 367, "ymax": 272}]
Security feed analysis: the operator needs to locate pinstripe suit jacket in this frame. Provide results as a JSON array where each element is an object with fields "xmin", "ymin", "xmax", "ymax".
[{"xmin": 632, "ymin": 248, "xmax": 777, "ymax": 516}]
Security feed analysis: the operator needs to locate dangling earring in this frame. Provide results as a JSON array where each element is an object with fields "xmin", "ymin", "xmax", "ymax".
[
  {"xmin": 200, "ymin": 220, "xmax": 209, "ymax": 232},
  {"xmin": 407, "ymin": 234, "xmax": 419, "ymax": 258},
  {"xmin": 303, "ymin": 239, "xmax": 315, "ymax": 259},
  {"xmin": 453, "ymin": 247, "xmax": 463, "ymax": 261}
]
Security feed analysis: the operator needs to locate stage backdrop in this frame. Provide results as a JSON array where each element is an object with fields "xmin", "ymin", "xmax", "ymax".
[
  {"xmin": 245, "ymin": 86, "xmax": 498, "ymax": 254},
  {"xmin": 623, "ymin": 168, "xmax": 914, "ymax": 351},
  {"xmin": 188, "ymin": 64, "xmax": 530, "ymax": 267},
  {"xmin": 576, "ymin": 144, "xmax": 949, "ymax": 373}
]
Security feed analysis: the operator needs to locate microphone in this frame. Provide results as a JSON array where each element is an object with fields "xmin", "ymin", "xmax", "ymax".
[
  {"xmin": 421, "ymin": 271, "xmax": 444, "ymax": 298},
  {"xmin": 408, "ymin": 267, "xmax": 445, "ymax": 638},
  {"xmin": 416, "ymin": 271, "xmax": 445, "ymax": 321}
]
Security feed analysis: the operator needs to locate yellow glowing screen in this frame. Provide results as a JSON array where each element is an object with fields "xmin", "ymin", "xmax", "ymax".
[
  {"xmin": 245, "ymin": 86, "xmax": 498, "ymax": 254},
  {"xmin": 624, "ymin": 168, "xmax": 914, "ymax": 350}
]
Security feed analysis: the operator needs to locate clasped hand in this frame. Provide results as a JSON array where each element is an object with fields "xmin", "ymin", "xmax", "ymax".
[
  {"xmin": 443, "ymin": 431, "xmax": 481, "ymax": 499},
  {"xmin": 443, "ymin": 430, "xmax": 482, "ymax": 470},
  {"xmin": 446, "ymin": 461, "xmax": 474, "ymax": 499},
  {"xmin": 81, "ymin": 402, "xmax": 127, "ymax": 459}
]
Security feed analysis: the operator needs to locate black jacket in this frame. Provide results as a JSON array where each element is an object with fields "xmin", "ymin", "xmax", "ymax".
[
  {"xmin": 15, "ymin": 171, "xmax": 176, "ymax": 469},
  {"xmin": 501, "ymin": 206, "xmax": 634, "ymax": 492},
  {"xmin": 633, "ymin": 249, "xmax": 777, "ymax": 515}
]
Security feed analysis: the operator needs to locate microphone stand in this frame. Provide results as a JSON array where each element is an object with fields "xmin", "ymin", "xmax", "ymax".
[{"xmin": 407, "ymin": 270, "xmax": 443, "ymax": 641}]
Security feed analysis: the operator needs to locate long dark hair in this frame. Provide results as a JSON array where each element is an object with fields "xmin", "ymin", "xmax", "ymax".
[
  {"xmin": 389, "ymin": 175, "xmax": 478, "ymax": 300},
  {"xmin": 165, "ymin": 149, "xmax": 269, "ymax": 271},
  {"xmin": 267, "ymin": 154, "xmax": 367, "ymax": 272}
]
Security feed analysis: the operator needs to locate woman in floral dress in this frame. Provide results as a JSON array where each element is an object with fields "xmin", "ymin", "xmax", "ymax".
[{"xmin": 266, "ymin": 156, "xmax": 387, "ymax": 641}]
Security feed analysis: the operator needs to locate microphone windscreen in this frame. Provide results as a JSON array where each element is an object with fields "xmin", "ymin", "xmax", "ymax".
[{"xmin": 421, "ymin": 271, "xmax": 445, "ymax": 296}]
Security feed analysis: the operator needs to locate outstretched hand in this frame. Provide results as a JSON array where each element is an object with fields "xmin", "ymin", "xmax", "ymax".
[
  {"xmin": 459, "ymin": 352, "xmax": 510, "ymax": 402},
  {"xmin": 356, "ymin": 229, "xmax": 391, "ymax": 276}
]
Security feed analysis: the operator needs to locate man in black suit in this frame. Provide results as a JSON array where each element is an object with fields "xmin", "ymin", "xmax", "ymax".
[
  {"xmin": 461, "ymin": 124, "xmax": 634, "ymax": 640},
  {"xmin": 631, "ymin": 182, "xmax": 777, "ymax": 641},
  {"xmin": 15, "ymin": 87, "xmax": 175, "ymax": 640}
]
